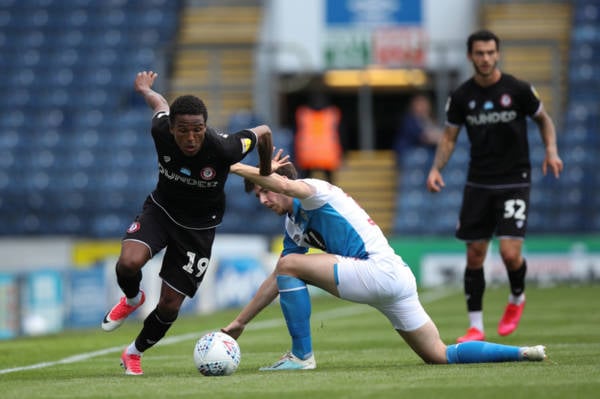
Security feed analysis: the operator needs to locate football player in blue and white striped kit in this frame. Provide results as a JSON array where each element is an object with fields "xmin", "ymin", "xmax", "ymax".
[{"xmin": 222, "ymin": 150, "xmax": 547, "ymax": 370}]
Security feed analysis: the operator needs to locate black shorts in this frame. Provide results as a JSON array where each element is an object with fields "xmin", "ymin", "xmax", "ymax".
[
  {"xmin": 455, "ymin": 184, "xmax": 530, "ymax": 241},
  {"xmin": 123, "ymin": 197, "xmax": 216, "ymax": 297}
]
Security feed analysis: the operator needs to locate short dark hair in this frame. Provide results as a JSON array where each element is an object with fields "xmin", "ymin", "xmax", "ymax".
[
  {"xmin": 244, "ymin": 163, "xmax": 299, "ymax": 193},
  {"xmin": 467, "ymin": 29, "xmax": 500, "ymax": 53},
  {"xmin": 169, "ymin": 95, "xmax": 208, "ymax": 124}
]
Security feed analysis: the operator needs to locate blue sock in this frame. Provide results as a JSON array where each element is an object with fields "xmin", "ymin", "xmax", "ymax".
[
  {"xmin": 446, "ymin": 341, "xmax": 521, "ymax": 363},
  {"xmin": 277, "ymin": 275, "xmax": 312, "ymax": 360}
]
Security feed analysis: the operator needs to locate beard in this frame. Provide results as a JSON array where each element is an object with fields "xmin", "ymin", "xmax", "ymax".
[{"xmin": 473, "ymin": 59, "xmax": 497, "ymax": 77}]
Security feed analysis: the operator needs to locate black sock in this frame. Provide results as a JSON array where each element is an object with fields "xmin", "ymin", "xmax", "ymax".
[
  {"xmin": 508, "ymin": 259, "xmax": 527, "ymax": 296},
  {"xmin": 116, "ymin": 263, "xmax": 142, "ymax": 299},
  {"xmin": 135, "ymin": 309, "xmax": 178, "ymax": 352},
  {"xmin": 464, "ymin": 268, "xmax": 485, "ymax": 311}
]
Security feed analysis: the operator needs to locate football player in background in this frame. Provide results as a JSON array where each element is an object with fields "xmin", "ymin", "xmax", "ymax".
[
  {"xmin": 101, "ymin": 70, "xmax": 273, "ymax": 375},
  {"xmin": 221, "ymin": 151, "xmax": 547, "ymax": 370},
  {"xmin": 426, "ymin": 30, "xmax": 563, "ymax": 343}
]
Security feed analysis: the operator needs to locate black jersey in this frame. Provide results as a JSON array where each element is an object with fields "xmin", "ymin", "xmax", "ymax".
[
  {"xmin": 446, "ymin": 73, "xmax": 542, "ymax": 185},
  {"xmin": 149, "ymin": 112, "xmax": 257, "ymax": 229}
]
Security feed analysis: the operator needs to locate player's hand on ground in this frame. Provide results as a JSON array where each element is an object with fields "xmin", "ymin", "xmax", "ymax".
[
  {"xmin": 426, "ymin": 169, "xmax": 445, "ymax": 192},
  {"xmin": 134, "ymin": 71, "xmax": 158, "ymax": 93},
  {"xmin": 221, "ymin": 321, "xmax": 245, "ymax": 340},
  {"xmin": 543, "ymin": 153, "xmax": 563, "ymax": 178}
]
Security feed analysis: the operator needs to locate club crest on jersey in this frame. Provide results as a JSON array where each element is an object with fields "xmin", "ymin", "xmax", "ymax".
[
  {"xmin": 200, "ymin": 167, "xmax": 216, "ymax": 180},
  {"xmin": 500, "ymin": 94, "xmax": 512, "ymax": 107},
  {"xmin": 127, "ymin": 221, "xmax": 141, "ymax": 233},
  {"xmin": 240, "ymin": 138, "xmax": 252, "ymax": 154}
]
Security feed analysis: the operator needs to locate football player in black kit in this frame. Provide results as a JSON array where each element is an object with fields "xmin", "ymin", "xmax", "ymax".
[
  {"xmin": 426, "ymin": 30, "xmax": 563, "ymax": 343},
  {"xmin": 101, "ymin": 71, "xmax": 273, "ymax": 375}
]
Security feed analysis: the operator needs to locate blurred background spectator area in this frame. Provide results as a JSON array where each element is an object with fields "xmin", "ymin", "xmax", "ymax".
[{"xmin": 0, "ymin": 0, "xmax": 597, "ymax": 238}]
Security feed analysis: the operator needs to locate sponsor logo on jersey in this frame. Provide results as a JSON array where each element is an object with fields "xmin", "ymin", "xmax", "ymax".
[
  {"xmin": 127, "ymin": 221, "xmax": 141, "ymax": 233},
  {"xmin": 240, "ymin": 138, "xmax": 252, "ymax": 154},
  {"xmin": 163, "ymin": 156, "xmax": 171, "ymax": 163},
  {"xmin": 200, "ymin": 167, "xmax": 216, "ymax": 180},
  {"xmin": 304, "ymin": 229, "xmax": 326, "ymax": 251},
  {"xmin": 483, "ymin": 100, "xmax": 494, "ymax": 110},
  {"xmin": 500, "ymin": 94, "xmax": 512, "ymax": 107},
  {"xmin": 159, "ymin": 164, "xmax": 219, "ymax": 188},
  {"xmin": 468, "ymin": 100, "xmax": 476, "ymax": 110},
  {"xmin": 466, "ymin": 110, "xmax": 517, "ymax": 126},
  {"xmin": 180, "ymin": 167, "xmax": 191, "ymax": 176}
]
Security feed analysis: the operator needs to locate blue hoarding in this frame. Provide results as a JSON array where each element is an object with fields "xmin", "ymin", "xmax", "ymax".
[
  {"xmin": 326, "ymin": 0, "xmax": 422, "ymax": 27},
  {"xmin": 21, "ymin": 269, "xmax": 65, "ymax": 335},
  {"xmin": 67, "ymin": 266, "xmax": 107, "ymax": 328}
]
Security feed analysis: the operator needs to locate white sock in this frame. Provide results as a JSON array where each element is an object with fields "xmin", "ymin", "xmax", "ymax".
[
  {"xmin": 127, "ymin": 343, "xmax": 143, "ymax": 356},
  {"xmin": 126, "ymin": 291, "xmax": 142, "ymax": 306},
  {"xmin": 468, "ymin": 311, "xmax": 484, "ymax": 331},
  {"xmin": 509, "ymin": 293, "xmax": 525, "ymax": 305}
]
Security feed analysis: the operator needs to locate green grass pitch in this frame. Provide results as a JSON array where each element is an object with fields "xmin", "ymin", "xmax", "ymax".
[{"xmin": 1, "ymin": 284, "xmax": 598, "ymax": 399}]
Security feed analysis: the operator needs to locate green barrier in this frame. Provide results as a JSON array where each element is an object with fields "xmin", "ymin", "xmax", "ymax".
[{"xmin": 389, "ymin": 235, "xmax": 600, "ymax": 284}]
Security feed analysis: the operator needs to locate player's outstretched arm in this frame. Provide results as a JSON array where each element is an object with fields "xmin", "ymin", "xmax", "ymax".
[
  {"xmin": 134, "ymin": 71, "xmax": 169, "ymax": 115},
  {"xmin": 230, "ymin": 161, "xmax": 313, "ymax": 199},
  {"xmin": 221, "ymin": 271, "xmax": 279, "ymax": 340}
]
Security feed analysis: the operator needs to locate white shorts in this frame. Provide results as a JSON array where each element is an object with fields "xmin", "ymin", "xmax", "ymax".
[{"xmin": 334, "ymin": 255, "xmax": 431, "ymax": 331}]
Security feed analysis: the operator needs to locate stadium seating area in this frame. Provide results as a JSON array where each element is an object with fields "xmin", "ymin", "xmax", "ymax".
[
  {"xmin": 394, "ymin": 0, "xmax": 600, "ymax": 235},
  {"xmin": 0, "ymin": 0, "xmax": 180, "ymax": 237},
  {"xmin": 0, "ymin": 0, "xmax": 597, "ymax": 238},
  {"xmin": 565, "ymin": 0, "xmax": 600, "ymax": 232},
  {"xmin": 0, "ymin": 0, "xmax": 289, "ymax": 238}
]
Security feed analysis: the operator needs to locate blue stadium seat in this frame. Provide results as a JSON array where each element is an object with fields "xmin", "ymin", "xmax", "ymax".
[
  {"xmin": 573, "ymin": 2, "xmax": 599, "ymax": 24},
  {"xmin": 46, "ymin": 48, "xmax": 79, "ymax": 68},
  {"xmin": 444, "ymin": 168, "xmax": 467, "ymax": 189},
  {"xmin": 0, "ymin": 129, "xmax": 20, "ymax": 150},
  {"xmin": 0, "ymin": 109, "xmax": 25, "ymax": 129},
  {"xmin": 90, "ymin": 212, "xmax": 130, "ymax": 238},
  {"xmin": 401, "ymin": 168, "xmax": 426, "ymax": 188},
  {"xmin": 273, "ymin": 127, "xmax": 294, "ymax": 154},
  {"xmin": 398, "ymin": 147, "xmax": 433, "ymax": 169},
  {"xmin": 51, "ymin": 29, "xmax": 85, "ymax": 50}
]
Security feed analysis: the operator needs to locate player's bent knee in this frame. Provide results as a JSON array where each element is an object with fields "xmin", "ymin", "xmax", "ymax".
[
  {"xmin": 275, "ymin": 254, "xmax": 303, "ymax": 275},
  {"xmin": 117, "ymin": 256, "xmax": 146, "ymax": 273}
]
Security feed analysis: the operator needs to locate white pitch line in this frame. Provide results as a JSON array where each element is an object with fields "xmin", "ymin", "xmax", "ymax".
[{"xmin": 0, "ymin": 289, "xmax": 455, "ymax": 375}]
